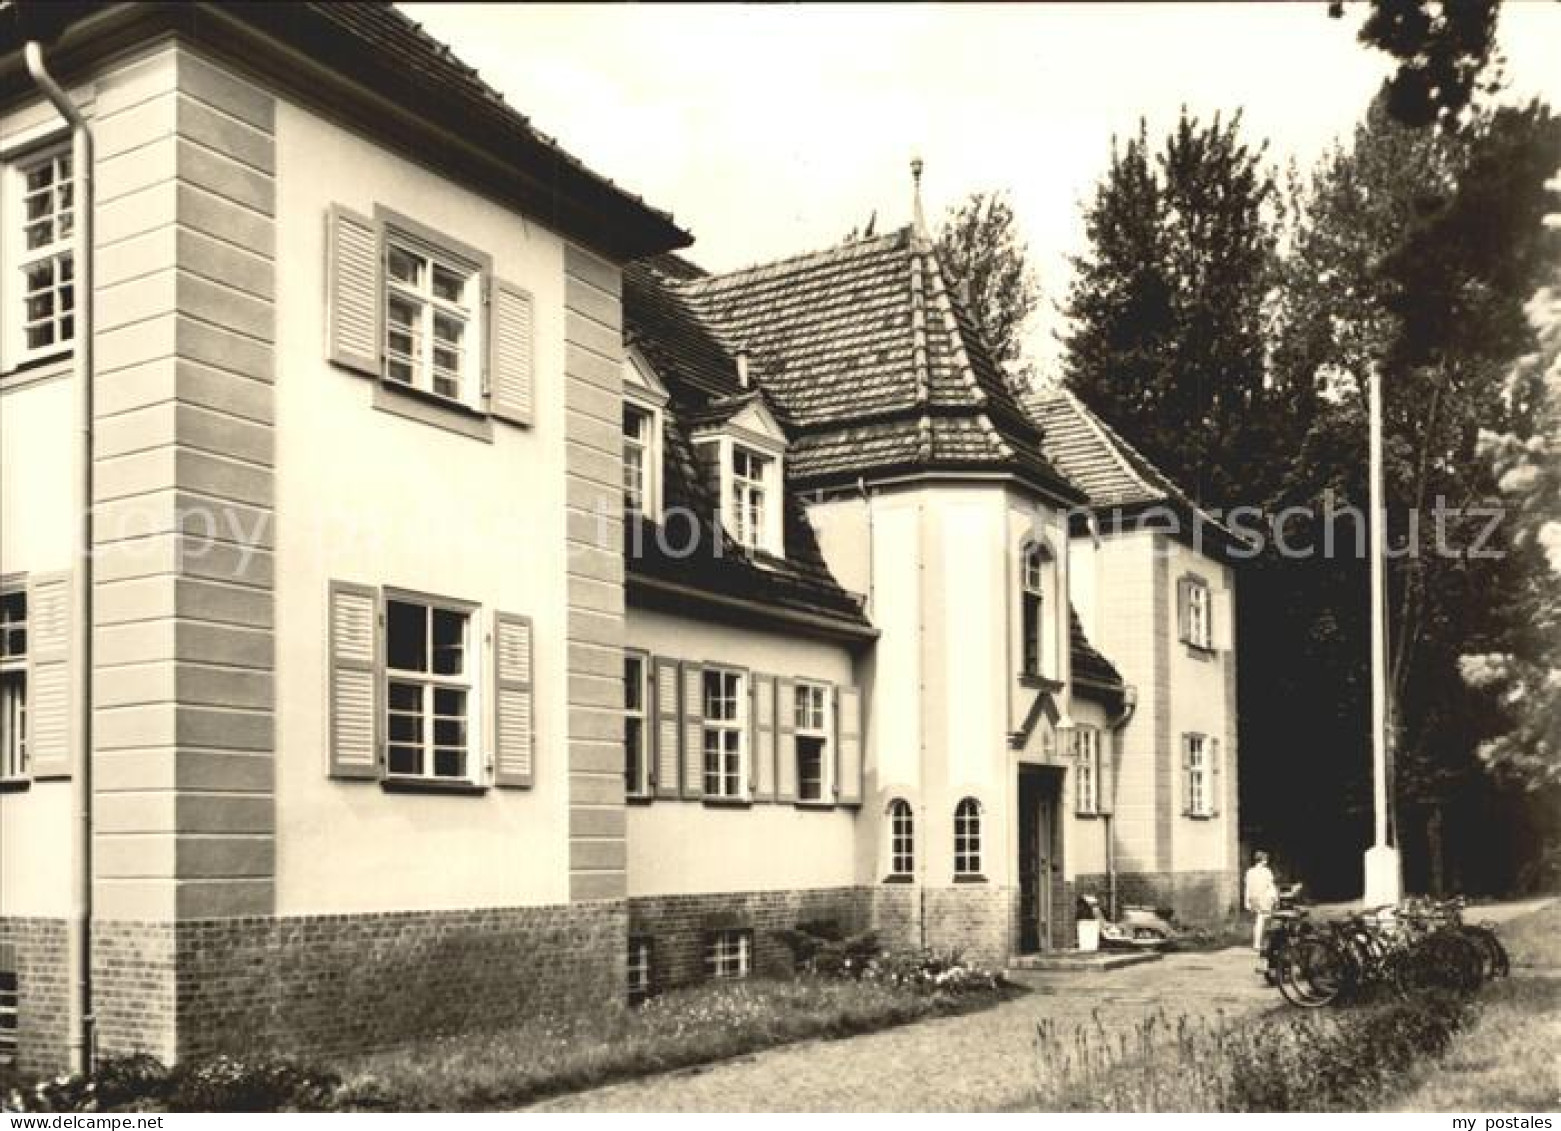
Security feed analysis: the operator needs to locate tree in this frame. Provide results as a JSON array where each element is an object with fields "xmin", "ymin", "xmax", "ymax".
[
  {"xmin": 935, "ymin": 190, "xmax": 1041, "ymax": 394},
  {"xmin": 1061, "ymin": 110, "xmax": 1284, "ymax": 509},
  {"xmin": 1343, "ymin": 0, "xmax": 1503, "ymax": 129}
]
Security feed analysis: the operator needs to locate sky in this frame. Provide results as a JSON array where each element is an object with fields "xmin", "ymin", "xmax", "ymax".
[{"xmin": 400, "ymin": 2, "xmax": 1561, "ymax": 370}]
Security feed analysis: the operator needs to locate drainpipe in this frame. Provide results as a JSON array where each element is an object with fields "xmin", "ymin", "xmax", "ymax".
[
  {"xmin": 1104, "ymin": 685, "xmax": 1138, "ymax": 921},
  {"xmin": 24, "ymin": 40, "xmax": 95, "ymax": 1075}
]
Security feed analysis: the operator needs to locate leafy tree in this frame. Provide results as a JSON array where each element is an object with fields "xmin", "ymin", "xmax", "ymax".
[
  {"xmin": 935, "ymin": 190, "xmax": 1041, "ymax": 394},
  {"xmin": 1341, "ymin": 0, "xmax": 1502, "ymax": 129},
  {"xmin": 1061, "ymin": 110, "xmax": 1284, "ymax": 509}
]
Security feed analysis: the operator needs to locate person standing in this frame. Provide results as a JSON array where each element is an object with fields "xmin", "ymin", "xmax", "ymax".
[{"xmin": 1245, "ymin": 850, "xmax": 1279, "ymax": 951}]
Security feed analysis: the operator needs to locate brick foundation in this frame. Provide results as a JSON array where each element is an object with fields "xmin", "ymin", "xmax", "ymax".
[
  {"xmin": 87, "ymin": 902, "xmax": 624, "ymax": 1064},
  {"xmin": 0, "ymin": 917, "xmax": 71, "ymax": 1076},
  {"xmin": 920, "ymin": 885, "xmax": 1015, "ymax": 968},
  {"xmin": 1073, "ymin": 870, "xmax": 1238, "ymax": 924}
]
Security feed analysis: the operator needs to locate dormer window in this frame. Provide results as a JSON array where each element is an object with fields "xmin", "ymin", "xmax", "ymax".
[
  {"xmin": 690, "ymin": 396, "xmax": 788, "ymax": 559},
  {"xmin": 731, "ymin": 446, "xmax": 771, "ymax": 551},
  {"xmin": 622, "ymin": 349, "xmax": 669, "ymax": 520},
  {"xmin": 623, "ymin": 403, "xmax": 654, "ymax": 516}
]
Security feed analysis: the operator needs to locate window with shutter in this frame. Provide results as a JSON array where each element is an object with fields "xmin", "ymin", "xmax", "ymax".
[
  {"xmin": 701, "ymin": 667, "xmax": 746, "ymax": 800},
  {"xmin": 835, "ymin": 685, "xmax": 863, "ymax": 806},
  {"xmin": 1074, "ymin": 726, "xmax": 1101, "ymax": 816},
  {"xmin": 624, "ymin": 652, "xmax": 650, "ymax": 799},
  {"xmin": 0, "ymin": 586, "xmax": 27, "ymax": 781},
  {"xmin": 793, "ymin": 681, "xmax": 830, "ymax": 803}
]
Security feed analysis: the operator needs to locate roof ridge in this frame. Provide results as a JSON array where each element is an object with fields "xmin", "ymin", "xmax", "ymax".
[{"xmin": 679, "ymin": 227, "xmax": 909, "ymax": 294}]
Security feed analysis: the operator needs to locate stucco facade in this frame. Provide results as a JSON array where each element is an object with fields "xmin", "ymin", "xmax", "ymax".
[{"xmin": 0, "ymin": 3, "xmax": 1242, "ymax": 1074}]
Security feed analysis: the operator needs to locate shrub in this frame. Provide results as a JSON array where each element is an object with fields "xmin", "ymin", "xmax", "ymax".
[
  {"xmin": 2, "ymin": 1053, "xmax": 396, "ymax": 1114},
  {"xmin": 775, "ymin": 923, "xmax": 881, "ymax": 978}
]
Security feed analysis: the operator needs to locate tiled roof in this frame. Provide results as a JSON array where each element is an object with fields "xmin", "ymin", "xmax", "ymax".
[
  {"xmin": 669, "ymin": 229, "xmax": 1083, "ymax": 501},
  {"xmin": 622, "ymin": 265, "xmax": 871, "ymax": 631},
  {"xmin": 1071, "ymin": 608, "xmax": 1124, "ymax": 691},
  {"xmin": 1023, "ymin": 386, "xmax": 1249, "ymax": 551}
]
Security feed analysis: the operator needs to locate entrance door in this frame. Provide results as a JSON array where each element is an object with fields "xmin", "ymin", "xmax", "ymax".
[{"xmin": 1018, "ymin": 769, "xmax": 1058, "ymax": 953}]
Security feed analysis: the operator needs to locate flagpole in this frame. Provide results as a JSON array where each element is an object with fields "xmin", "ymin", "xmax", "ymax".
[{"xmin": 1364, "ymin": 360, "xmax": 1401, "ymax": 906}]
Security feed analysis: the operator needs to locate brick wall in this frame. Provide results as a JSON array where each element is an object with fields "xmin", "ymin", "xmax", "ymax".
[
  {"xmin": 0, "ymin": 918, "xmax": 70, "ymax": 1076},
  {"xmin": 628, "ymin": 887, "xmax": 874, "ymax": 989},
  {"xmin": 921, "ymin": 885, "xmax": 1014, "ymax": 968},
  {"xmin": 1073, "ymin": 869, "xmax": 1238, "ymax": 925},
  {"xmin": 87, "ymin": 902, "xmax": 624, "ymax": 1064}
]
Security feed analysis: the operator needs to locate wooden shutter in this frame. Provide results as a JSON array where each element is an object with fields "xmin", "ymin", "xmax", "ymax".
[
  {"xmin": 26, "ymin": 572, "xmax": 71, "ymax": 780},
  {"xmin": 752, "ymin": 673, "xmax": 776, "ymax": 801},
  {"xmin": 1180, "ymin": 734, "xmax": 1194, "ymax": 817},
  {"xmin": 776, "ymin": 679, "xmax": 797, "ymax": 802},
  {"xmin": 835, "ymin": 684, "xmax": 862, "ymax": 806},
  {"xmin": 1209, "ymin": 737, "xmax": 1222, "ymax": 817},
  {"xmin": 681, "ymin": 663, "xmax": 704, "ymax": 799},
  {"xmin": 1214, "ymin": 588, "xmax": 1234, "ymax": 652},
  {"xmin": 328, "ymin": 580, "xmax": 380, "ymax": 780},
  {"xmin": 653, "ymin": 658, "xmax": 681, "ymax": 799},
  {"xmin": 1176, "ymin": 577, "xmax": 1192, "ymax": 644},
  {"xmin": 488, "ymin": 279, "xmax": 535, "ymax": 427},
  {"xmin": 1098, "ymin": 731, "xmax": 1116, "ymax": 816},
  {"xmin": 1074, "ymin": 730, "xmax": 1091, "ymax": 816},
  {"xmin": 326, "ymin": 205, "xmax": 381, "ymax": 377},
  {"xmin": 493, "ymin": 612, "xmax": 534, "ymax": 788}
]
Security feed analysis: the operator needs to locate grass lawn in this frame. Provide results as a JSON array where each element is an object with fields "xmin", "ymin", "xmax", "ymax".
[
  {"xmin": 334, "ymin": 976, "xmax": 1019, "ymax": 1111},
  {"xmin": 1382, "ymin": 898, "xmax": 1561, "ymax": 1113}
]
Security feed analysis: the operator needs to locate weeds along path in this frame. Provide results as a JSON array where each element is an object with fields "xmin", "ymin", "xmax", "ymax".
[{"xmin": 526, "ymin": 947, "xmax": 1276, "ymax": 1113}]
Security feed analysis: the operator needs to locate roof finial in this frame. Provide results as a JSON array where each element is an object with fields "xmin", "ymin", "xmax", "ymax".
[{"xmin": 911, "ymin": 155, "xmax": 928, "ymax": 241}]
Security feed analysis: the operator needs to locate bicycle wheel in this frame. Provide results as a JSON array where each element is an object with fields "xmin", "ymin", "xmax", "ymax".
[
  {"xmin": 1283, "ymin": 935, "xmax": 1348, "ymax": 1008},
  {"xmin": 1464, "ymin": 926, "xmax": 1509, "ymax": 980}
]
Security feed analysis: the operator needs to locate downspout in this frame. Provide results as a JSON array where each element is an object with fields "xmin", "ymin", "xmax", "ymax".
[
  {"xmin": 1104, "ymin": 685, "xmax": 1138, "ymax": 921},
  {"xmin": 24, "ymin": 41, "xmax": 95, "ymax": 1075}
]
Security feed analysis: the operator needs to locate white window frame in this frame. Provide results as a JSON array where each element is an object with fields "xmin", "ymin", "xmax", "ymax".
[
  {"xmin": 622, "ymin": 399, "xmax": 665, "ymax": 520},
  {"xmin": 0, "ymin": 585, "xmax": 26, "ymax": 782},
  {"xmin": 624, "ymin": 652, "xmax": 650, "ymax": 799},
  {"xmin": 888, "ymin": 798, "xmax": 915, "ymax": 878},
  {"xmin": 3, "ymin": 139, "xmax": 76, "ymax": 371},
  {"xmin": 1075, "ymin": 726, "xmax": 1101, "ymax": 815},
  {"xmin": 1187, "ymin": 733, "xmax": 1212, "ymax": 817},
  {"xmin": 1020, "ymin": 542, "xmax": 1052, "ymax": 678},
  {"xmin": 702, "ymin": 667, "xmax": 747, "ymax": 799},
  {"xmin": 793, "ymin": 681, "xmax": 833, "ymax": 803},
  {"xmin": 705, "ymin": 929, "xmax": 752, "ymax": 980},
  {"xmin": 382, "ymin": 230, "xmax": 484, "ymax": 410},
  {"xmin": 1185, "ymin": 578, "xmax": 1213, "ymax": 651},
  {"xmin": 730, "ymin": 445, "xmax": 771, "ymax": 553},
  {"xmin": 383, "ymin": 593, "xmax": 481, "ymax": 785},
  {"xmin": 0, "ymin": 965, "xmax": 16, "ymax": 1065},
  {"xmin": 954, "ymin": 797, "xmax": 983, "ymax": 877}
]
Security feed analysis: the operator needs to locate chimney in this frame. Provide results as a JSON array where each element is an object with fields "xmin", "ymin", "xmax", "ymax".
[
  {"xmin": 910, "ymin": 155, "xmax": 928, "ymax": 241},
  {"xmin": 736, "ymin": 350, "xmax": 750, "ymax": 389}
]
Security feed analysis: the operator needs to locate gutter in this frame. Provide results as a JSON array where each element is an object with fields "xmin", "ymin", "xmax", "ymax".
[
  {"xmin": 625, "ymin": 573, "xmax": 879, "ymax": 644},
  {"xmin": 24, "ymin": 39, "xmax": 94, "ymax": 1075},
  {"xmin": 1104, "ymin": 685, "xmax": 1138, "ymax": 921}
]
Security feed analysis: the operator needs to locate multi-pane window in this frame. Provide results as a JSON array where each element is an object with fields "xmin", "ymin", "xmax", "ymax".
[
  {"xmin": 1021, "ymin": 543, "xmax": 1048, "ymax": 677},
  {"xmin": 705, "ymin": 929, "xmax": 752, "ymax": 980},
  {"xmin": 384, "ymin": 238, "xmax": 477, "ymax": 405},
  {"xmin": 954, "ymin": 797, "xmax": 982, "ymax": 877},
  {"xmin": 17, "ymin": 148, "xmax": 75, "ymax": 357},
  {"xmin": 1187, "ymin": 733, "xmax": 1212, "ymax": 816},
  {"xmin": 0, "ymin": 590, "xmax": 25, "ymax": 780},
  {"xmin": 623, "ymin": 404, "xmax": 653, "ymax": 516},
  {"xmin": 624, "ymin": 654, "xmax": 649, "ymax": 798},
  {"xmin": 0, "ymin": 967, "xmax": 16, "ymax": 1065},
  {"xmin": 730, "ymin": 447, "xmax": 770, "ymax": 551},
  {"xmin": 888, "ymin": 798, "xmax": 914, "ymax": 877},
  {"xmin": 385, "ymin": 598, "xmax": 473, "ymax": 782},
  {"xmin": 627, "ymin": 937, "xmax": 654, "ymax": 1005},
  {"xmin": 702, "ymin": 668, "xmax": 745, "ymax": 799},
  {"xmin": 794, "ymin": 682, "xmax": 830, "ymax": 802},
  {"xmin": 1184, "ymin": 579, "xmax": 1213, "ymax": 650},
  {"xmin": 1074, "ymin": 726, "xmax": 1101, "ymax": 815}
]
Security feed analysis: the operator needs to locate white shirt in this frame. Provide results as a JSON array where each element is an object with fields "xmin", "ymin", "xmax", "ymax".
[{"xmin": 1245, "ymin": 862, "xmax": 1278, "ymax": 912}]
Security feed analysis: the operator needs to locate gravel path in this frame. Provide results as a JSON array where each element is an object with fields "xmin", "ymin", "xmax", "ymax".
[{"xmin": 527, "ymin": 947, "xmax": 1279, "ymax": 1112}]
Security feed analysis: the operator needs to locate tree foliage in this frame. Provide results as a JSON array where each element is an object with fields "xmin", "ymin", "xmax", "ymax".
[
  {"xmin": 935, "ymin": 190, "xmax": 1040, "ymax": 394},
  {"xmin": 1062, "ymin": 110, "xmax": 1283, "ymax": 509},
  {"xmin": 1344, "ymin": 0, "xmax": 1502, "ymax": 129}
]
